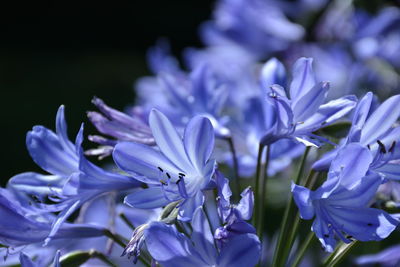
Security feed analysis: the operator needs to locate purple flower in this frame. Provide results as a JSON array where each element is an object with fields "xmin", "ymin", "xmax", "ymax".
[
  {"xmin": 292, "ymin": 143, "xmax": 398, "ymax": 252},
  {"xmin": 19, "ymin": 251, "xmax": 60, "ymax": 267},
  {"xmin": 145, "ymin": 207, "xmax": 261, "ymax": 267},
  {"xmin": 113, "ymin": 109, "xmax": 216, "ymax": 221},
  {"xmin": 261, "ymin": 57, "xmax": 357, "ymax": 147}
]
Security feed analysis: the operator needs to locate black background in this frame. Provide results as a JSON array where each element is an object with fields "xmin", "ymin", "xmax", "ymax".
[{"xmin": 0, "ymin": 1, "xmax": 214, "ymax": 184}]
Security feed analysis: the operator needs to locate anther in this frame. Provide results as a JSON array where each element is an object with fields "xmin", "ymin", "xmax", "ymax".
[
  {"xmin": 377, "ymin": 140, "xmax": 386, "ymax": 153},
  {"xmin": 178, "ymin": 173, "xmax": 186, "ymax": 177},
  {"xmin": 160, "ymin": 180, "xmax": 167, "ymax": 185},
  {"xmin": 324, "ymin": 234, "xmax": 329, "ymax": 238},
  {"xmin": 157, "ymin": 167, "xmax": 164, "ymax": 172},
  {"xmin": 367, "ymin": 144, "xmax": 371, "ymax": 150},
  {"xmin": 389, "ymin": 141, "xmax": 396, "ymax": 153},
  {"xmin": 367, "ymin": 223, "xmax": 373, "ymax": 226},
  {"xmin": 166, "ymin": 173, "xmax": 171, "ymax": 179}
]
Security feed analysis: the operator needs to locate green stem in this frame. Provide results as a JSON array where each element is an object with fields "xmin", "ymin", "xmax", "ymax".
[
  {"xmin": 253, "ymin": 143, "xmax": 265, "ymax": 227},
  {"xmin": 103, "ymin": 230, "xmax": 126, "ymax": 248},
  {"xmin": 257, "ymin": 145, "xmax": 270, "ymax": 237},
  {"xmin": 291, "ymin": 232, "xmax": 315, "ymax": 267},
  {"xmin": 226, "ymin": 136, "xmax": 241, "ymax": 199},
  {"xmin": 119, "ymin": 213, "xmax": 135, "ymax": 230},
  {"xmin": 322, "ymin": 241, "xmax": 358, "ymax": 267},
  {"xmin": 92, "ymin": 251, "xmax": 119, "ymax": 267},
  {"xmin": 271, "ymin": 146, "xmax": 311, "ymax": 267}
]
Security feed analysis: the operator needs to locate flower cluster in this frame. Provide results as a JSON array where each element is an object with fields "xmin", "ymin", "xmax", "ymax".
[{"xmin": 2, "ymin": 0, "xmax": 400, "ymax": 266}]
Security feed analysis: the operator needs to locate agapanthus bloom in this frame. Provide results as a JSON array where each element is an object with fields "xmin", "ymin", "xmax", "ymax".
[
  {"xmin": 292, "ymin": 144, "xmax": 398, "ymax": 252},
  {"xmin": 113, "ymin": 109, "xmax": 216, "ymax": 221}
]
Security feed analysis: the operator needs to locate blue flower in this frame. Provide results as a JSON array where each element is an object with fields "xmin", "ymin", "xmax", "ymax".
[
  {"xmin": 313, "ymin": 92, "xmax": 400, "ymax": 174},
  {"xmin": 292, "ymin": 143, "xmax": 398, "ymax": 252},
  {"xmin": 113, "ymin": 109, "xmax": 216, "ymax": 221},
  {"xmin": 19, "ymin": 251, "xmax": 60, "ymax": 267},
  {"xmin": 8, "ymin": 106, "xmax": 140, "ymax": 244},
  {"xmin": 0, "ymin": 188, "xmax": 104, "ymax": 248},
  {"xmin": 145, "ymin": 207, "xmax": 261, "ymax": 267},
  {"xmin": 260, "ymin": 57, "xmax": 357, "ymax": 147}
]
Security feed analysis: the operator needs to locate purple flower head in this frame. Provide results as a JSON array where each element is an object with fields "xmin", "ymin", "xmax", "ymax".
[
  {"xmin": 260, "ymin": 57, "xmax": 357, "ymax": 147},
  {"xmin": 8, "ymin": 106, "xmax": 140, "ymax": 245},
  {"xmin": 313, "ymin": 92, "xmax": 400, "ymax": 173},
  {"xmin": 87, "ymin": 97, "xmax": 155, "ymax": 159},
  {"xmin": 113, "ymin": 109, "xmax": 216, "ymax": 221},
  {"xmin": 145, "ymin": 207, "xmax": 261, "ymax": 267},
  {"xmin": 292, "ymin": 143, "xmax": 398, "ymax": 252}
]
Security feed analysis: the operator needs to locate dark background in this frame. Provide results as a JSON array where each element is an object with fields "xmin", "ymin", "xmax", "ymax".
[{"xmin": 0, "ymin": 1, "xmax": 214, "ymax": 184}]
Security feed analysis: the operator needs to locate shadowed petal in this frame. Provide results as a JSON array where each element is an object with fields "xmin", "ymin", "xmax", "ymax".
[
  {"xmin": 124, "ymin": 187, "xmax": 174, "ymax": 209},
  {"xmin": 218, "ymin": 233, "xmax": 261, "ymax": 267},
  {"xmin": 291, "ymin": 183, "xmax": 315, "ymax": 219}
]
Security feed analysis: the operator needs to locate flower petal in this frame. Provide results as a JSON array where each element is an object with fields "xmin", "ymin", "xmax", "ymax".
[
  {"xmin": 191, "ymin": 207, "xmax": 217, "ymax": 265},
  {"xmin": 124, "ymin": 187, "xmax": 173, "ymax": 209},
  {"xmin": 260, "ymin": 58, "xmax": 286, "ymax": 89},
  {"xmin": 183, "ymin": 116, "xmax": 214, "ymax": 174},
  {"xmin": 291, "ymin": 183, "xmax": 315, "ymax": 220},
  {"xmin": 218, "ymin": 233, "xmax": 261, "ymax": 267},
  {"xmin": 361, "ymin": 94, "xmax": 400, "ymax": 145},
  {"xmin": 145, "ymin": 222, "xmax": 207, "ymax": 267},
  {"xmin": 289, "ymin": 57, "xmax": 316, "ymax": 101},
  {"xmin": 113, "ymin": 141, "xmax": 182, "ymax": 185},
  {"xmin": 178, "ymin": 191, "xmax": 204, "ymax": 221},
  {"xmin": 149, "ymin": 109, "xmax": 193, "ymax": 170}
]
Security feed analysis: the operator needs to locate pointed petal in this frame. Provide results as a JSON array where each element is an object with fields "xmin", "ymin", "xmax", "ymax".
[
  {"xmin": 351, "ymin": 92, "xmax": 373, "ymax": 130},
  {"xmin": 113, "ymin": 141, "xmax": 182, "ymax": 185},
  {"xmin": 361, "ymin": 94, "xmax": 400, "ymax": 145},
  {"xmin": 124, "ymin": 187, "xmax": 173, "ymax": 209},
  {"xmin": 327, "ymin": 206, "xmax": 398, "ymax": 242},
  {"xmin": 291, "ymin": 183, "xmax": 315, "ymax": 219},
  {"xmin": 145, "ymin": 222, "xmax": 207, "ymax": 267},
  {"xmin": 55, "ymin": 105, "xmax": 76, "ymax": 156},
  {"xmin": 289, "ymin": 57, "xmax": 315, "ymax": 101},
  {"xmin": 260, "ymin": 58, "xmax": 286, "ymax": 89},
  {"xmin": 8, "ymin": 172, "xmax": 63, "ymax": 197},
  {"xmin": 297, "ymin": 95, "xmax": 357, "ymax": 133},
  {"xmin": 149, "ymin": 109, "xmax": 193, "ymax": 170},
  {"xmin": 329, "ymin": 143, "xmax": 373, "ymax": 189},
  {"xmin": 183, "ymin": 116, "xmax": 214, "ymax": 174},
  {"xmin": 26, "ymin": 126, "xmax": 79, "ymax": 177},
  {"xmin": 19, "ymin": 253, "xmax": 37, "ymax": 267},
  {"xmin": 312, "ymin": 147, "xmax": 338, "ymax": 171},
  {"xmin": 191, "ymin": 208, "xmax": 217, "ymax": 265},
  {"xmin": 218, "ymin": 233, "xmax": 261, "ymax": 267},
  {"xmin": 178, "ymin": 191, "xmax": 204, "ymax": 221},
  {"xmin": 236, "ymin": 187, "xmax": 254, "ymax": 220},
  {"xmin": 292, "ymin": 82, "xmax": 329, "ymax": 123}
]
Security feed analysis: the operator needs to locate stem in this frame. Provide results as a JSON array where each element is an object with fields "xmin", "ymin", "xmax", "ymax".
[
  {"xmin": 92, "ymin": 251, "xmax": 119, "ymax": 267},
  {"xmin": 226, "ymin": 136, "xmax": 241, "ymax": 199},
  {"xmin": 103, "ymin": 230, "xmax": 126, "ymax": 248},
  {"xmin": 322, "ymin": 241, "xmax": 358, "ymax": 267},
  {"xmin": 257, "ymin": 145, "xmax": 270, "ymax": 237},
  {"xmin": 291, "ymin": 232, "xmax": 315, "ymax": 267},
  {"xmin": 253, "ymin": 144, "xmax": 265, "ymax": 227},
  {"xmin": 119, "ymin": 213, "xmax": 135, "ymax": 230},
  {"xmin": 271, "ymin": 147, "xmax": 311, "ymax": 267}
]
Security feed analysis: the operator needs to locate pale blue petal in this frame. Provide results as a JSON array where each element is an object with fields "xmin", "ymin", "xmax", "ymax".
[
  {"xmin": 149, "ymin": 109, "xmax": 193, "ymax": 171},
  {"xmin": 183, "ymin": 116, "xmax": 214, "ymax": 174},
  {"xmin": 292, "ymin": 82, "xmax": 329, "ymax": 123},
  {"xmin": 289, "ymin": 57, "xmax": 315, "ymax": 101},
  {"xmin": 55, "ymin": 105, "xmax": 76, "ymax": 157},
  {"xmin": 376, "ymin": 163, "xmax": 400, "ymax": 180},
  {"xmin": 329, "ymin": 144, "xmax": 373, "ymax": 189},
  {"xmin": 113, "ymin": 141, "xmax": 182, "ymax": 185},
  {"xmin": 20, "ymin": 253, "xmax": 37, "ymax": 267},
  {"xmin": 8, "ymin": 172, "xmax": 63, "ymax": 197},
  {"xmin": 145, "ymin": 222, "xmax": 207, "ymax": 267},
  {"xmin": 218, "ymin": 233, "xmax": 261, "ymax": 267},
  {"xmin": 361, "ymin": 94, "xmax": 400, "ymax": 145},
  {"xmin": 178, "ymin": 191, "xmax": 204, "ymax": 221},
  {"xmin": 124, "ymin": 187, "xmax": 173, "ymax": 209},
  {"xmin": 351, "ymin": 92, "xmax": 373, "ymax": 130},
  {"xmin": 260, "ymin": 58, "xmax": 286, "ymax": 89},
  {"xmin": 291, "ymin": 183, "xmax": 315, "ymax": 220},
  {"xmin": 191, "ymin": 207, "xmax": 217, "ymax": 265},
  {"xmin": 236, "ymin": 187, "xmax": 254, "ymax": 220}
]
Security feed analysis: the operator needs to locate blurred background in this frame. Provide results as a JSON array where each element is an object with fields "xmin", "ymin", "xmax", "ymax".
[{"xmin": 0, "ymin": 1, "xmax": 214, "ymax": 184}]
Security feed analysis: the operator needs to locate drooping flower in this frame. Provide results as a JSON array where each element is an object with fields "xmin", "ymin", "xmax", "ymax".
[
  {"xmin": 292, "ymin": 143, "xmax": 398, "ymax": 252},
  {"xmin": 113, "ymin": 109, "xmax": 216, "ymax": 221},
  {"xmin": 260, "ymin": 57, "xmax": 357, "ymax": 147},
  {"xmin": 145, "ymin": 207, "xmax": 261, "ymax": 267}
]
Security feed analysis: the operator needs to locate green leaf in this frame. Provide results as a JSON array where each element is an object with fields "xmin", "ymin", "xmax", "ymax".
[{"xmin": 318, "ymin": 121, "xmax": 351, "ymax": 139}]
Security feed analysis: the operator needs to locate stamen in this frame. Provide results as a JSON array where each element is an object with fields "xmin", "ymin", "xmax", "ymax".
[
  {"xmin": 178, "ymin": 173, "xmax": 186, "ymax": 177},
  {"xmin": 166, "ymin": 173, "xmax": 171, "ymax": 179},
  {"xmin": 157, "ymin": 167, "xmax": 164, "ymax": 172},
  {"xmin": 377, "ymin": 140, "xmax": 386, "ymax": 153},
  {"xmin": 389, "ymin": 141, "xmax": 396, "ymax": 153}
]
